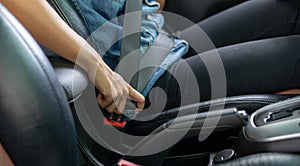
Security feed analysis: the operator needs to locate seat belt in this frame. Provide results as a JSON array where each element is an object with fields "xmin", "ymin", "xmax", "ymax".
[
  {"xmin": 103, "ymin": 0, "xmax": 143, "ymax": 127},
  {"xmin": 119, "ymin": 0, "xmax": 143, "ymax": 89}
]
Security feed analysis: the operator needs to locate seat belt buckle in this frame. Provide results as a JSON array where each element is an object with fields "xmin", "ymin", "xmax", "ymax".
[
  {"xmin": 103, "ymin": 110, "xmax": 139, "ymax": 128},
  {"xmin": 104, "ymin": 118, "xmax": 126, "ymax": 128},
  {"xmin": 118, "ymin": 159, "xmax": 141, "ymax": 166}
]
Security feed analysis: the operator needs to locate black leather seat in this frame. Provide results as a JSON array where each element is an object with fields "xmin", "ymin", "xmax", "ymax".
[{"xmin": 0, "ymin": 4, "xmax": 78, "ymax": 166}]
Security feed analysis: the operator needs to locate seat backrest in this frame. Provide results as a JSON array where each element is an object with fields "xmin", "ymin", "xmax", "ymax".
[
  {"xmin": 47, "ymin": 0, "xmax": 90, "ymax": 39},
  {"xmin": 0, "ymin": 4, "xmax": 78, "ymax": 166},
  {"xmin": 43, "ymin": 0, "xmax": 90, "ymax": 58}
]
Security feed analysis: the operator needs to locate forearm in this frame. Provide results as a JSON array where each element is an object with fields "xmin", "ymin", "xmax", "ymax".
[{"xmin": 1, "ymin": 0, "xmax": 108, "ymax": 73}]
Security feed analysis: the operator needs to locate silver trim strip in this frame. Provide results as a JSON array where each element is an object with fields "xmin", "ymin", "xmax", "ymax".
[{"xmin": 244, "ymin": 96, "xmax": 300, "ymax": 142}]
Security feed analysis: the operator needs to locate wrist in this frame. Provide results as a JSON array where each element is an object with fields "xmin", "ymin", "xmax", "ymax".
[{"xmin": 75, "ymin": 46, "xmax": 112, "ymax": 75}]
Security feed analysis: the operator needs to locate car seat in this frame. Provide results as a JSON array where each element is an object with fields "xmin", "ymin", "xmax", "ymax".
[{"xmin": 0, "ymin": 4, "xmax": 78, "ymax": 166}]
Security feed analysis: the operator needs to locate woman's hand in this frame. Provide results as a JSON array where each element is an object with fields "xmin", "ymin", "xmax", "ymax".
[{"xmin": 91, "ymin": 64, "xmax": 145, "ymax": 114}]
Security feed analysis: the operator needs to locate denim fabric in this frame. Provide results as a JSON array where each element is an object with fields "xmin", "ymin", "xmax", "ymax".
[{"xmin": 73, "ymin": 0, "xmax": 188, "ymax": 95}]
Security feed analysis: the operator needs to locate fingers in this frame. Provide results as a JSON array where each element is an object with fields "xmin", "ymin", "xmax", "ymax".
[
  {"xmin": 96, "ymin": 74, "xmax": 145, "ymax": 114},
  {"xmin": 97, "ymin": 93, "xmax": 127, "ymax": 114},
  {"xmin": 128, "ymin": 86, "xmax": 145, "ymax": 112},
  {"xmin": 117, "ymin": 96, "xmax": 127, "ymax": 114},
  {"xmin": 97, "ymin": 93, "xmax": 112, "ymax": 109},
  {"xmin": 106, "ymin": 97, "xmax": 120, "ymax": 113}
]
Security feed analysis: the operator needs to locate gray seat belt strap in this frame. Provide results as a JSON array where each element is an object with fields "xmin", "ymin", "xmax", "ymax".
[{"xmin": 119, "ymin": 0, "xmax": 143, "ymax": 89}]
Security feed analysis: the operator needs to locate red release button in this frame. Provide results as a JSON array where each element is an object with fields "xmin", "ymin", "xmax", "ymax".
[
  {"xmin": 118, "ymin": 159, "xmax": 141, "ymax": 166},
  {"xmin": 104, "ymin": 118, "xmax": 126, "ymax": 128}
]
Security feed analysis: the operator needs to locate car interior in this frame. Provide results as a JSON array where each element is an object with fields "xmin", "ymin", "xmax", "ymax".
[{"xmin": 0, "ymin": 0, "xmax": 300, "ymax": 166}]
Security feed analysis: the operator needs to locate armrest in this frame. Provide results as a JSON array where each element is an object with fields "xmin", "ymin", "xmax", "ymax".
[
  {"xmin": 50, "ymin": 58, "xmax": 89, "ymax": 102},
  {"xmin": 152, "ymin": 108, "xmax": 247, "ymax": 140}
]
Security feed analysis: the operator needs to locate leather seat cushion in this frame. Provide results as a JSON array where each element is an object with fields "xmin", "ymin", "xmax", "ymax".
[{"xmin": 50, "ymin": 58, "xmax": 89, "ymax": 102}]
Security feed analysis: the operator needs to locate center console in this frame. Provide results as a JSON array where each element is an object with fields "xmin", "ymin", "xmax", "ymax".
[{"xmin": 235, "ymin": 96, "xmax": 300, "ymax": 156}]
